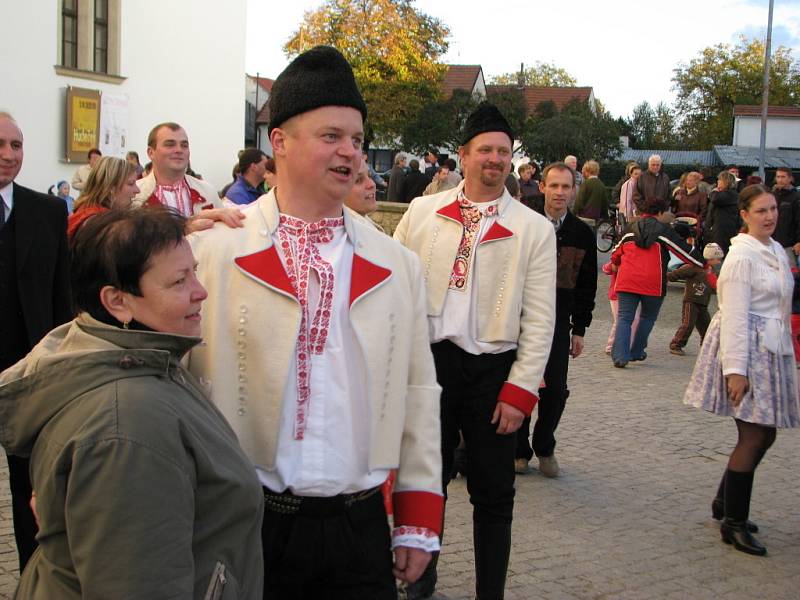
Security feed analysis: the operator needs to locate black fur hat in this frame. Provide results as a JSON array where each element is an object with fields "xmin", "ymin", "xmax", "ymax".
[
  {"xmin": 268, "ymin": 45, "xmax": 368, "ymax": 134},
  {"xmin": 461, "ymin": 102, "xmax": 514, "ymax": 146}
]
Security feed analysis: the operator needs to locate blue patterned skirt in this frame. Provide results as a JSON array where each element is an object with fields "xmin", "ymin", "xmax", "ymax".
[{"xmin": 684, "ymin": 312, "xmax": 800, "ymax": 427}]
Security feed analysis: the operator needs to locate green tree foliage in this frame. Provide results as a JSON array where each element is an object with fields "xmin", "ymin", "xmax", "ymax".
[
  {"xmin": 284, "ymin": 0, "xmax": 450, "ymax": 146},
  {"xmin": 400, "ymin": 89, "xmax": 479, "ymax": 153},
  {"xmin": 672, "ymin": 35, "xmax": 800, "ymax": 148},
  {"xmin": 520, "ymin": 100, "xmax": 622, "ymax": 165},
  {"xmin": 489, "ymin": 62, "xmax": 578, "ymax": 87},
  {"xmin": 627, "ymin": 101, "xmax": 681, "ymax": 149}
]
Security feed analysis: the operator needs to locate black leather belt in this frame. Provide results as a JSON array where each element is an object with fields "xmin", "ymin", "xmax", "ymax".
[{"xmin": 262, "ymin": 486, "xmax": 382, "ymax": 517}]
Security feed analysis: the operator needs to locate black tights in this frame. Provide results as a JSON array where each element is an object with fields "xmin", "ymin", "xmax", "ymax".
[{"xmin": 728, "ymin": 419, "xmax": 776, "ymax": 472}]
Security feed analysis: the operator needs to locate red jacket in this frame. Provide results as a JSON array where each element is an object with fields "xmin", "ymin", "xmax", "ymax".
[{"xmin": 611, "ymin": 216, "xmax": 702, "ymax": 297}]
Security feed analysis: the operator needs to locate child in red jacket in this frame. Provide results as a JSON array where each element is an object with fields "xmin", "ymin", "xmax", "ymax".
[{"xmin": 667, "ymin": 243, "xmax": 723, "ymax": 355}]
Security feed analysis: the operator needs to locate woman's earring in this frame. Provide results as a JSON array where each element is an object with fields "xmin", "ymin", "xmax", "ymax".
[{"xmin": 123, "ymin": 320, "xmax": 130, "ymax": 330}]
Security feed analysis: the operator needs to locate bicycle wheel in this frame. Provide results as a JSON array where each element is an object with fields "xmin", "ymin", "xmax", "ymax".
[{"xmin": 596, "ymin": 220, "xmax": 615, "ymax": 252}]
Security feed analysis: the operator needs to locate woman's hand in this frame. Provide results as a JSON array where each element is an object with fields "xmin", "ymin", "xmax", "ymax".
[{"xmin": 726, "ymin": 374, "xmax": 749, "ymax": 406}]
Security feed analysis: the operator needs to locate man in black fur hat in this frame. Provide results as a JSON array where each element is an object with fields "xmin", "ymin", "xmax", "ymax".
[
  {"xmin": 189, "ymin": 45, "xmax": 443, "ymax": 599},
  {"xmin": 395, "ymin": 102, "xmax": 557, "ymax": 600}
]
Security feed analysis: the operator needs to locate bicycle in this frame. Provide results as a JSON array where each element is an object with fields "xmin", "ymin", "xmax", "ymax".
[{"xmin": 595, "ymin": 207, "xmax": 627, "ymax": 253}]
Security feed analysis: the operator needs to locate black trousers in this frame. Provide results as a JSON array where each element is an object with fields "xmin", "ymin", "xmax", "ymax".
[
  {"xmin": 261, "ymin": 489, "xmax": 396, "ymax": 599},
  {"xmin": 432, "ymin": 341, "xmax": 517, "ymax": 525},
  {"xmin": 516, "ymin": 318, "xmax": 571, "ymax": 461},
  {"xmin": 7, "ymin": 454, "xmax": 38, "ymax": 570}
]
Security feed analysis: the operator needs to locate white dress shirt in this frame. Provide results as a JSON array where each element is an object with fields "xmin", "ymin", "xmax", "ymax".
[
  {"xmin": 430, "ymin": 196, "xmax": 517, "ymax": 356},
  {"xmin": 255, "ymin": 219, "xmax": 440, "ymax": 552},
  {"xmin": 0, "ymin": 182, "xmax": 13, "ymax": 222}
]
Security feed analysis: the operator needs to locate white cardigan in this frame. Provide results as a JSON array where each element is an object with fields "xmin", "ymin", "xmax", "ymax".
[{"xmin": 718, "ymin": 233, "xmax": 795, "ymax": 376}]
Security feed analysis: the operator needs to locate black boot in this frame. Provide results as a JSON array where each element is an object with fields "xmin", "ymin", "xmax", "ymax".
[
  {"xmin": 720, "ymin": 470, "xmax": 766, "ymax": 556},
  {"xmin": 474, "ymin": 522, "xmax": 511, "ymax": 600},
  {"xmin": 711, "ymin": 470, "xmax": 758, "ymax": 532}
]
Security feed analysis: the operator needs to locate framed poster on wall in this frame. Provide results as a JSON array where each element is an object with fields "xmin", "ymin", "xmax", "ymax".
[{"xmin": 65, "ymin": 86, "xmax": 101, "ymax": 163}]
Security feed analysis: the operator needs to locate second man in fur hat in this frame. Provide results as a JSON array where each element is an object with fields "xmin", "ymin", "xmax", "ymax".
[{"xmin": 395, "ymin": 102, "xmax": 557, "ymax": 600}]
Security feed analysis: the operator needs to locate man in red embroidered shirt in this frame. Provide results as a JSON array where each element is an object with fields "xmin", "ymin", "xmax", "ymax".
[
  {"xmin": 133, "ymin": 122, "xmax": 244, "ymax": 231},
  {"xmin": 187, "ymin": 46, "xmax": 443, "ymax": 599},
  {"xmin": 395, "ymin": 103, "xmax": 557, "ymax": 600}
]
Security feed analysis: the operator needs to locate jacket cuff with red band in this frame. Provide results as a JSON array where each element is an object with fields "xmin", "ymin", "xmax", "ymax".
[
  {"xmin": 392, "ymin": 490, "xmax": 444, "ymax": 536},
  {"xmin": 497, "ymin": 381, "xmax": 539, "ymax": 416},
  {"xmin": 391, "ymin": 526, "xmax": 441, "ymax": 552}
]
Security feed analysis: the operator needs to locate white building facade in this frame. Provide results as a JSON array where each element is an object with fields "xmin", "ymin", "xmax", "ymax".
[
  {"xmin": 732, "ymin": 105, "xmax": 800, "ymax": 148},
  {"xmin": 2, "ymin": 0, "xmax": 246, "ymax": 194}
]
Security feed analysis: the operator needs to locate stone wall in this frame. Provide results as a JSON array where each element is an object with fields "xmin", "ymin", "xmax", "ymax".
[{"xmin": 369, "ymin": 201, "xmax": 409, "ymax": 236}]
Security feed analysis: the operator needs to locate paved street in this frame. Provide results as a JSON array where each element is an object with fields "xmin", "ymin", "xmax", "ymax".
[{"xmin": 0, "ymin": 272, "xmax": 798, "ymax": 599}]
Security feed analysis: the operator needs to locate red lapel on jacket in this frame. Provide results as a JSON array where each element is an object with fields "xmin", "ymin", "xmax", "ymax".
[
  {"xmin": 479, "ymin": 221, "xmax": 514, "ymax": 244},
  {"xmin": 435, "ymin": 199, "xmax": 462, "ymax": 223},
  {"xmin": 350, "ymin": 254, "xmax": 392, "ymax": 307},
  {"xmin": 234, "ymin": 246, "xmax": 297, "ymax": 299}
]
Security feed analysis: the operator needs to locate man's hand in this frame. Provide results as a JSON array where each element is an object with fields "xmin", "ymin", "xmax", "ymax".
[
  {"xmin": 570, "ymin": 335, "xmax": 585, "ymax": 358},
  {"xmin": 726, "ymin": 374, "xmax": 749, "ymax": 406},
  {"xmin": 185, "ymin": 218, "xmax": 215, "ymax": 233},
  {"xmin": 792, "ymin": 242, "xmax": 800, "ymax": 256},
  {"xmin": 491, "ymin": 402, "xmax": 524, "ymax": 434},
  {"xmin": 393, "ymin": 546, "xmax": 431, "ymax": 583},
  {"xmin": 196, "ymin": 207, "xmax": 246, "ymax": 229}
]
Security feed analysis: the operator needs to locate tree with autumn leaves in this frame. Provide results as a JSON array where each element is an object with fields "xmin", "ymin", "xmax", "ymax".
[{"xmin": 284, "ymin": 0, "xmax": 449, "ymax": 147}]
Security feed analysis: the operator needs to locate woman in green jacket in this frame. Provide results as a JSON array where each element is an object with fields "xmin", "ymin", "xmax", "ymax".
[
  {"xmin": 574, "ymin": 160, "xmax": 609, "ymax": 221},
  {"xmin": 0, "ymin": 207, "xmax": 264, "ymax": 599}
]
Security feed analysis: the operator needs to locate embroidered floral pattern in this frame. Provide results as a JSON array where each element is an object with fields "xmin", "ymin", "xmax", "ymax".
[
  {"xmin": 277, "ymin": 214, "xmax": 344, "ymax": 439},
  {"xmin": 448, "ymin": 195, "xmax": 498, "ymax": 291},
  {"xmin": 391, "ymin": 525, "xmax": 441, "ymax": 552}
]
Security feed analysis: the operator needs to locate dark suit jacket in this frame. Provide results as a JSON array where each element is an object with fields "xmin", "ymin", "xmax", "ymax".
[
  {"xmin": 401, "ymin": 171, "xmax": 430, "ymax": 203},
  {"xmin": 8, "ymin": 183, "xmax": 72, "ymax": 350}
]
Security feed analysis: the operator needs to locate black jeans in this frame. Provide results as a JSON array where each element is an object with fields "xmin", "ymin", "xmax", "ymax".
[
  {"xmin": 516, "ymin": 318, "xmax": 572, "ymax": 460},
  {"xmin": 432, "ymin": 341, "xmax": 517, "ymax": 525},
  {"xmin": 261, "ymin": 490, "xmax": 396, "ymax": 599}
]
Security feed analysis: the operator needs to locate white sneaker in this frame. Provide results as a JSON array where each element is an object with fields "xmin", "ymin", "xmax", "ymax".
[{"xmin": 514, "ymin": 458, "xmax": 531, "ymax": 474}]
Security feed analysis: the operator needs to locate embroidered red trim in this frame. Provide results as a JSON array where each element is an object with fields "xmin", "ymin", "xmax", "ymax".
[
  {"xmin": 277, "ymin": 214, "xmax": 344, "ymax": 439},
  {"xmin": 392, "ymin": 491, "xmax": 444, "ymax": 535}
]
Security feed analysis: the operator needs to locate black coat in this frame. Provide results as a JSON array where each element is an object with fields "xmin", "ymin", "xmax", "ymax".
[
  {"xmin": 5, "ymin": 184, "xmax": 72, "ymax": 351},
  {"xmin": 706, "ymin": 190, "xmax": 740, "ymax": 253},
  {"xmin": 773, "ymin": 186, "xmax": 800, "ymax": 248},
  {"xmin": 401, "ymin": 170, "xmax": 430, "ymax": 203},
  {"xmin": 535, "ymin": 209, "xmax": 597, "ymax": 336}
]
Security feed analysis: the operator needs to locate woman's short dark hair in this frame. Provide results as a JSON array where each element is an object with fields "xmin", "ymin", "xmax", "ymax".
[{"xmin": 70, "ymin": 207, "xmax": 187, "ymax": 323}]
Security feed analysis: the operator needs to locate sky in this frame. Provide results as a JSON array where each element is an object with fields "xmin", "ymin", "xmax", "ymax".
[{"xmin": 246, "ymin": 0, "xmax": 800, "ymax": 119}]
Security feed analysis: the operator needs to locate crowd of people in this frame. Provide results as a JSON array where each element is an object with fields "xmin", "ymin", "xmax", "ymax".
[{"xmin": 0, "ymin": 42, "xmax": 799, "ymax": 600}]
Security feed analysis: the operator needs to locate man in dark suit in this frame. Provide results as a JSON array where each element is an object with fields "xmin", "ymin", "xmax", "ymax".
[
  {"xmin": 0, "ymin": 112, "xmax": 72, "ymax": 569},
  {"xmin": 515, "ymin": 162, "xmax": 597, "ymax": 478},
  {"xmin": 401, "ymin": 159, "xmax": 430, "ymax": 203}
]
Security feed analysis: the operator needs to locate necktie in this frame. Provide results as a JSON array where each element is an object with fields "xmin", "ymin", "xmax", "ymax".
[
  {"xmin": 0, "ymin": 194, "xmax": 5, "ymax": 226},
  {"xmin": 551, "ymin": 217, "xmax": 559, "ymax": 231}
]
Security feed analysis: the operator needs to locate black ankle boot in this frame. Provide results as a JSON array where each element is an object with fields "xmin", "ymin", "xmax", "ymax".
[
  {"xmin": 474, "ymin": 522, "xmax": 511, "ymax": 600},
  {"xmin": 721, "ymin": 520, "xmax": 767, "ymax": 556},
  {"xmin": 722, "ymin": 470, "xmax": 766, "ymax": 556}
]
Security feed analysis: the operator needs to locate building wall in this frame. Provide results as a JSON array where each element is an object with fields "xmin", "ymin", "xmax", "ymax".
[
  {"xmin": 733, "ymin": 116, "xmax": 800, "ymax": 148},
  {"xmin": 2, "ymin": 0, "xmax": 246, "ymax": 194}
]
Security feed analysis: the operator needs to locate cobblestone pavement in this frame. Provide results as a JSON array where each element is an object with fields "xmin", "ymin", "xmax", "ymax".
[{"xmin": 0, "ymin": 271, "xmax": 798, "ymax": 599}]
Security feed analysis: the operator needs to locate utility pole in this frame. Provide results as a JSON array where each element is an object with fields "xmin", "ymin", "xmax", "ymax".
[
  {"xmin": 254, "ymin": 71, "xmax": 260, "ymax": 149},
  {"xmin": 758, "ymin": 0, "xmax": 774, "ymax": 180},
  {"xmin": 518, "ymin": 62, "xmax": 524, "ymax": 88}
]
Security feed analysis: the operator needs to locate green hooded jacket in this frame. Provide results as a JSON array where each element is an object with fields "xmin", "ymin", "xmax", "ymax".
[{"xmin": 0, "ymin": 314, "xmax": 264, "ymax": 599}]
